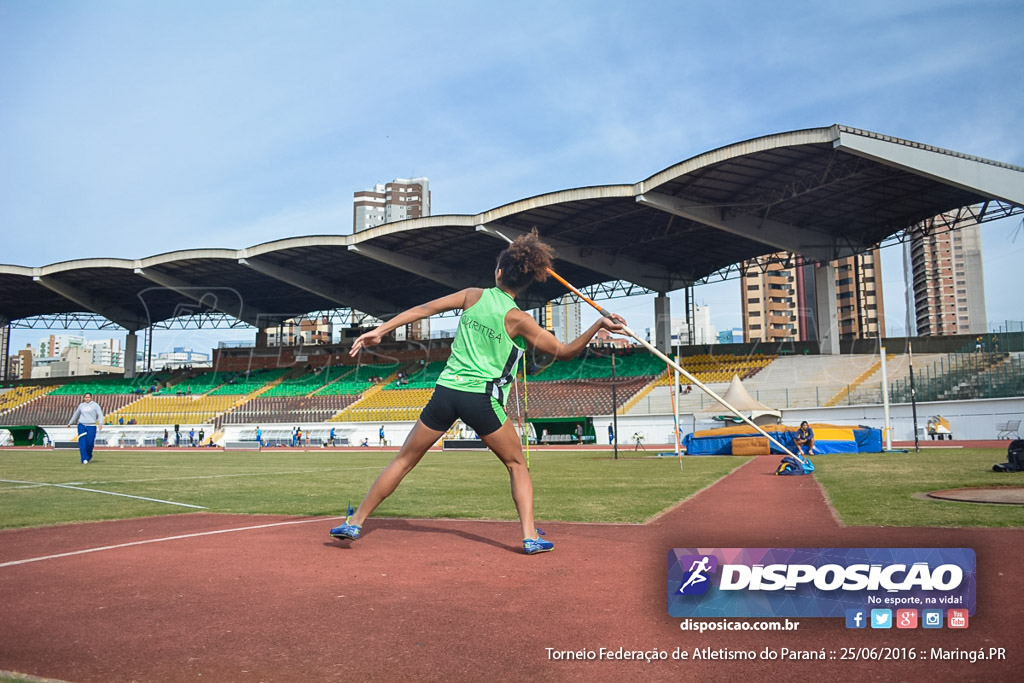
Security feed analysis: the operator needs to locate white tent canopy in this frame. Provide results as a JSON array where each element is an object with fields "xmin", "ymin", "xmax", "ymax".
[{"xmin": 700, "ymin": 374, "xmax": 782, "ymax": 425}]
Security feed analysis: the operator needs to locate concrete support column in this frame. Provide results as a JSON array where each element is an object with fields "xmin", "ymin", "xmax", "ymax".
[
  {"xmin": 124, "ymin": 331, "xmax": 138, "ymax": 379},
  {"xmin": 255, "ymin": 329, "xmax": 269, "ymax": 348},
  {"xmin": 654, "ymin": 293, "xmax": 672, "ymax": 355},
  {"xmin": 814, "ymin": 263, "xmax": 839, "ymax": 355}
]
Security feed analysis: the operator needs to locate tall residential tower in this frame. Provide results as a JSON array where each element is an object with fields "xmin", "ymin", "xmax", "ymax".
[
  {"xmin": 353, "ymin": 178, "xmax": 431, "ymax": 233},
  {"xmin": 908, "ymin": 214, "xmax": 987, "ymax": 336},
  {"xmin": 741, "ymin": 250, "xmax": 884, "ymax": 343}
]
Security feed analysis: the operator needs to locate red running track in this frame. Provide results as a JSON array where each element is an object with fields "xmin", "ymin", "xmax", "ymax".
[{"xmin": 0, "ymin": 457, "xmax": 1020, "ymax": 682}]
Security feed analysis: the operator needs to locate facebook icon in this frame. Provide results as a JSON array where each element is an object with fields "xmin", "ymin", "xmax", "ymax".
[{"xmin": 845, "ymin": 609, "xmax": 867, "ymax": 629}]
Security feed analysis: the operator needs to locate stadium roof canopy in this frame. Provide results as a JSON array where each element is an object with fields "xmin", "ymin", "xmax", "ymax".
[{"xmin": 2, "ymin": 124, "xmax": 1022, "ymax": 331}]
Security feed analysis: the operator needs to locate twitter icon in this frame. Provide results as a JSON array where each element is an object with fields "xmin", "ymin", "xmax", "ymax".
[{"xmin": 870, "ymin": 609, "xmax": 893, "ymax": 629}]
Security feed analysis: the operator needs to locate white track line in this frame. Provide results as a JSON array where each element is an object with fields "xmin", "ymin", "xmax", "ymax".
[
  {"xmin": 0, "ymin": 479, "xmax": 208, "ymax": 509},
  {"xmin": 0, "ymin": 516, "xmax": 346, "ymax": 569}
]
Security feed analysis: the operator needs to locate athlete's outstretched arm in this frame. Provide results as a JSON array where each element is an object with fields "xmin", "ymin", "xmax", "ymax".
[
  {"xmin": 350, "ymin": 288, "xmax": 483, "ymax": 356},
  {"xmin": 505, "ymin": 309, "xmax": 625, "ymax": 360}
]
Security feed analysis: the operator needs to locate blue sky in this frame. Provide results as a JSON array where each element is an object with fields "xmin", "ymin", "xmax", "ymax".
[{"xmin": 2, "ymin": 0, "xmax": 1022, "ymax": 355}]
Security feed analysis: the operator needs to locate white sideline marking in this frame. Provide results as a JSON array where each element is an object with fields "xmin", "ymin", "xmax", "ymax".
[
  {"xmin": 0, "ymin": 516, "xmax": 345, "ymax": 569},
  {"xmin": 0, "ymin": 479, "xmax": 208, "ymax": 509},
  {"xmin": 87, "ymin": 468, "xmax": 328, "ymax": 484}
]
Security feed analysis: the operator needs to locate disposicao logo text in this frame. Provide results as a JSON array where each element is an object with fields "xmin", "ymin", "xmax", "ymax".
[{"xmin": 667, "ymin": 548, "xmax": 975, "ymax": 619}]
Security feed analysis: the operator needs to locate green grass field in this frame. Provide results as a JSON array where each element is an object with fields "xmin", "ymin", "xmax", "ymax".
[
  {"xmin": 813, "ymin": 448, "xmax": 1023, "ymax": 528},
  {"xmin": 0, "ymin": 447, "xmax": 1019, "ymax": 531},
  {"xmin": 0, "ymin": 449, "xmax": 741, "ymax": 530}
]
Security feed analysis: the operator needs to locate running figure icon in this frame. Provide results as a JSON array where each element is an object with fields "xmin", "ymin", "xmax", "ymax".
[{"xmin": 679, "ymin": 556, "xmax": 712, "ymax": 593}]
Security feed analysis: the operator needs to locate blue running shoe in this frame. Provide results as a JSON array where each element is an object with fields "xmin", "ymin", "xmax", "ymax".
[
  {"xmin": 523, "ymin": 528, "xmax": 553, "ymax": 555},
  {"xmin": 330, "ymin": 505, "xmax": 362, "ymax": 540}
]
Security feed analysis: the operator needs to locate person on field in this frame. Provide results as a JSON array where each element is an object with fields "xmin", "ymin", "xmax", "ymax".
[
  {"xmin": 330, "ymin": 230, "xmax": 625, "ymax": 554},
  {"xmin": 67, "ymin": 392, "xmax": 103, "ymax": 464},
  {"xmin": 794, "ymin": 421, "xmax": 815, "ymax": 455}
]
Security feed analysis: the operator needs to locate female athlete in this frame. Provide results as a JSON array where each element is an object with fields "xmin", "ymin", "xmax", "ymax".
[{"xmin": 330, "ymin": 231, "xmax": 625, "ymax": 554}]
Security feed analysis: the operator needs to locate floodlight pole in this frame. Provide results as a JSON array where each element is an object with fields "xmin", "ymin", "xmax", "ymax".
[
  {"xmin": 879, "ymin": 343, "xmax": 893, "ymax": 450},
  {"xmin": 611, "ymin": 350, "xmax": 619, "ymax": 460},
  {"xmin": 907, "ymin": 339, "xmax": 920, "ymax": 453},
  {"xmin": 902, "ymin": 237, "xmax": 920, "ymax": 453}
]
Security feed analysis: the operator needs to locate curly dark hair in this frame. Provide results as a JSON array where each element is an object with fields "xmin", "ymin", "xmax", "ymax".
[{"xmin": 496, "ymin": 228, "xmax": 554, "ymax": 291}]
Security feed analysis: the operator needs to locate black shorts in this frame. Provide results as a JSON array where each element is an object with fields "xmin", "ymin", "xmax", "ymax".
[{"xmin": 420, "ymin": 385, "xmax": 508, "ymax": 437}]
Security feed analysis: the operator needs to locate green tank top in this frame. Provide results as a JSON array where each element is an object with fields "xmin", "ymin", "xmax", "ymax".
[{"xmin": 436, "ymin": 287, "xmax": 525, "ymax": 402}]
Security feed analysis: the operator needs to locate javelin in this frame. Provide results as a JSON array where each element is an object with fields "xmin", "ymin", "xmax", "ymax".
[{"xmin": 484, "ymin": 228, "xmax": 801, "ymax": 461}]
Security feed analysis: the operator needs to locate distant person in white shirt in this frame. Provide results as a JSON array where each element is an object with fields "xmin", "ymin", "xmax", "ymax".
[{"xmin": 68, "ymin": 392, "xmax": 104, "ymax": 464}]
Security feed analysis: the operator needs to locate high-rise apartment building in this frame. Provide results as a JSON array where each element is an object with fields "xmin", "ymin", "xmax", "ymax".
[
  {"xmin": 909, "ymin": 214, "xmax": 986, "ymax": 336},
  {"xmin": 393, "ymin": 318, "xmax": 431, "ymax": 342},
  {"xmin": 742, "ymin": 258, "xmax": 798, "ymax": 343},
  {"xmin": 671, "ymin": 306, "xmax": 717, "ymax": 346},
  {"xmin": 38, "ymin": 334, "xmax": 85, "ymax": 359},
  {"xmin": 741, "ymin": 250, "xmax": 884, "ymax": 343},
  {"xmin": 534, "ymin": 297, "xmax": 581, "ymax": 344},
  {"xmin": 8, "ymin": 345, "xmax": 32, "ymax": 380},
  {"xmin": 30, "ymin": 335, "xmax": 123, "ymax": 368},
  {"xmin": 353, "ymin": 177, "xmax": 431, "ymax": 232},
  {"xmin": 87, "ymin": 338, "xmax": 123, "ymax": 367},
  {"xmin": 833, "ymin": 251, "xmax": 884, "ymax": 340},
  {"xmin": 265, "ymin": 317, "xmax": 334, "ymax": 347}
]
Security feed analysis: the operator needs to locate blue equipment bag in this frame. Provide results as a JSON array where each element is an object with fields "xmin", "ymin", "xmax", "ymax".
[{"xmin": 775, "ymin": 455, "xmax": 813, "ymax": 476}]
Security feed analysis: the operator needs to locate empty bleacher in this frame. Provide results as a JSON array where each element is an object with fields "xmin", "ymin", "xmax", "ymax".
[
  {"xmin": 844, "ymin": 352, "xmax": 952, "ymax": 405},
  {"xmin": 223, "ymin": 395, "xmax": 361, "ymax": 424},
  {"xmin": 260, "ymin": 366, "xmax": 356, "ymax": 397},
  {"xmin": 207, "ymin": 368, "xmax": 290, "ymax": 395},
  {"xmin": 387, "ymin": 361, "xmax": 446, "ymax": 389},
  {"xmin": 155, "ymin": 370, "xmax": 229, "ymax": 395},
  {"xmin": 335, "ymin": 388, "xmax": 435, "ymax": 422},
  {"xmin": 0, "ymin": 385, "xmax": 58, "ymax": 423},
  {"xmin": 105, "ymin": 394, "xmax": 243, "ymax": 426},
  {"xmin": 650, "ymin": 353, "xmax": 775, "ymax": 387},
  {"xmin": 625, "ymin": 353, "xmax": 884, "ymax": 414},
  {"xmin": 492, "ymin": 351, "xmax": 669, "ymax": 418},
  {"xmin": 314, "ymin": 363, "xmax": 399, "ymax": 397},
  {"xmin": 0, "ymin": 392, "xmax": 142, "ymax": 426},
  {"xmin": 887, "ymin": 350, "xmax": 1023, "ymax": 403},
  {"xmin": 48, "ymin": 375, "xmax": 161, "ymax": 396},
  {"xmin": 507, "ymin": 376, "xmax": 653, "ymax": 418},
  {"xmin": 530, "ymin": 352, "xmax": 666, "ymax": 382}
]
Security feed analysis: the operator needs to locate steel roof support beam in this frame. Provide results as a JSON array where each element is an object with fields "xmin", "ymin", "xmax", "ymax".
[
  {"xmin": 834, "ymin": 130, "xmax": 1024, "ymax": 207},
  {"xmin": 474, "ymin": 223, "xmax": 688, "ymax": 291},
  {"xmin": 636, "ymin": 192, "xmax": 839, "ymax": 262},
  {"xmin": 134, "ymin": 268, "xmax": 275, "ymax": 328},
  {"xmin": 238, "ymin": 258, "xmax": 399, "ymax": 319},
  {"xmin": 33, "ymin": 276, "xmax": 144, "ymax": 331},
  {"xmin": 0, "ymin": 318, "xmax": 9, "ymax": 382},
  {"xmin": 347, "ymin": 244, "xmax": 480, "ymax": 290}
]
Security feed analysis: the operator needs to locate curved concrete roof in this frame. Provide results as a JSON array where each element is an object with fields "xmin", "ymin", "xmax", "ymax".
[{"xmin": 2, "ymin": 124, "xmax": 1022, "ymax": 330}]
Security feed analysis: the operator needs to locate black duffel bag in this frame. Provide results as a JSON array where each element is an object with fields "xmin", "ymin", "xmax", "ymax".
[{"xmin": 993, "ymin": 439, "xmax": 1024, "ymax": 472}]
